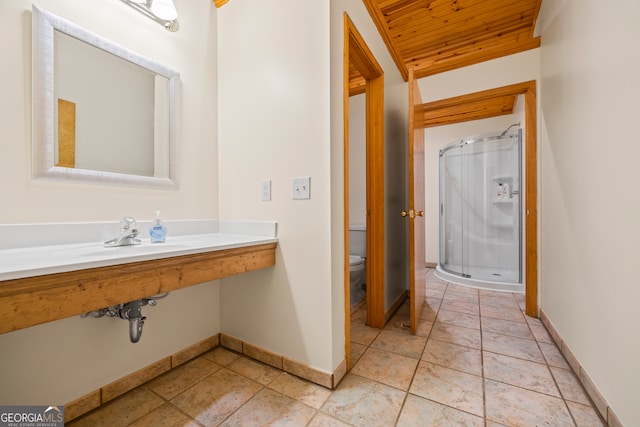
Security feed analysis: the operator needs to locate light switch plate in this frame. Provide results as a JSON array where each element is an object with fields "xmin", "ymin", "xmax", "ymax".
[
  {"xmin": 292, "ymin": 176, "xmax": 310, "ymax": 200},
  {"xmin": 261, "ymin": 180, "xmax": 271, "ymax": 201}
]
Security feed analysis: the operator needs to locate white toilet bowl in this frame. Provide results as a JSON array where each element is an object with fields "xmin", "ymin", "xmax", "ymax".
[{"xmin": 349, "ymin": 255, "xmax": 366, "ymax": 305}]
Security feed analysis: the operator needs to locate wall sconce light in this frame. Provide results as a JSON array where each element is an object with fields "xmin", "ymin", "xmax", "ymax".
[{"xmin": 120, "ymin": 0, "xmax": 179, "ymax": 32}]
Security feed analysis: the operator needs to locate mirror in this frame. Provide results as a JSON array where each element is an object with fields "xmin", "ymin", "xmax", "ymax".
[{"xmin": 32, "ymin": 6, "xmax": 180, "ymax": 188}]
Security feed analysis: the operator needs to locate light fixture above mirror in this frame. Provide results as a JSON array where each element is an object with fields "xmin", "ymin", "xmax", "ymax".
[{"xmin": 121, "ymin": 0, "xmax": 179, "ymax": 32}]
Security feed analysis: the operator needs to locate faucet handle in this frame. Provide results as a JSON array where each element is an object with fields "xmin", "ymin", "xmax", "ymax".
[{"xmin": 121, "ymin": 216, "xmax": 137, "ymax": 230}]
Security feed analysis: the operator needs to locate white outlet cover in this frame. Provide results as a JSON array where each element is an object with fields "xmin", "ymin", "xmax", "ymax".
[{"xmin": 292, "ymin": 176, "xmax": 310, "ymax": 200}]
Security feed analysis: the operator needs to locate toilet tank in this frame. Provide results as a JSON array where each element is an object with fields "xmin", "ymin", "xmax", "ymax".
[{"xmin": 349, "ymin": 225, "xmax": 366, "ymax": 258}]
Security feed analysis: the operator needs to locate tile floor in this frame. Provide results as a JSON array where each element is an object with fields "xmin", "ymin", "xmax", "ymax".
[{"xmin": 69, "ymin": 270, "xmax": 606, "ymax": 426}]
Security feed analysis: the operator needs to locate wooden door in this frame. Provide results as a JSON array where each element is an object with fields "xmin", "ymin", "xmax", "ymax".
[{"xmin": 407, "ymin": 67, "xmax": 427, "ymax": 334}]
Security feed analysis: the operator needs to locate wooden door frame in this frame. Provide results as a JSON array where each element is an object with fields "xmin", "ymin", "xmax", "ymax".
[
  {"xmin": 416, "ymin": 81, "xmax": 538, "ymax": 317},
  {"xmin": 343, "ymin": 13, "xmax": 385, "ymax": 370}
]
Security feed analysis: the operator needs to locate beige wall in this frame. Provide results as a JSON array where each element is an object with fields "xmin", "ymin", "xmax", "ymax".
[
  {"xmin": 0, "ymin": 0, "xmax": 220, "ymax": 405},
  {"xmin": 217, "ymin": 0, "xmax": 408, "ymax": 374},
  {"xmin": 348, "ymin": 94, "xmax": 366, "ymax": 227},
  {"xmin": 539, "ymin": 1, "xmax": 640, "ymax": 424}
]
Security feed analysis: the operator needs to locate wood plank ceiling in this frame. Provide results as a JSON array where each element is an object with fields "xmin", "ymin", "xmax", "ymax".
[{"xmin": 351, "ymin": 0, "xmax": 541, "ymax": 95}]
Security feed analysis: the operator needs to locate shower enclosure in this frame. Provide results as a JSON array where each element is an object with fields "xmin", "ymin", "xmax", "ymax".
[{"xmin": 436, "ymin": 129, "xmax": 523, "ymax": 292}]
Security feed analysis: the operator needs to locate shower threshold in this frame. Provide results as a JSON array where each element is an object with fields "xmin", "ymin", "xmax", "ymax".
[{"xmin": 435, "ymin": 264, "xmax": 524, "ymax": 293}]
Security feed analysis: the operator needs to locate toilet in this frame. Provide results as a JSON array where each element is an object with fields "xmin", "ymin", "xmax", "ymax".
[{"xmin": 349, "ymin": 225, "xmax": 366, "ymax": 305}]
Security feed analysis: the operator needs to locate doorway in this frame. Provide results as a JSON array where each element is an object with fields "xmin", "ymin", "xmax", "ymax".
[
  {"xmin": 343, "ymin": 13, "xmax": 385, "ymax": 370},
  {"xmin": 416, "ymin": 81, "xmax": 538, "ymax": 316}
]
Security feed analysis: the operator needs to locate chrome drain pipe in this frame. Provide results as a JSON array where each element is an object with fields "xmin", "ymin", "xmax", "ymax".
[{"xmin": 81, "ymin": 293, "xmax": 169, "ymax": 343}]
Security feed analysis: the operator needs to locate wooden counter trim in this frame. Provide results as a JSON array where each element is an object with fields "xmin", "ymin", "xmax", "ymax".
[{"xmin": 0, "ymin": 242, "xmax": 277, "ymax": 334}]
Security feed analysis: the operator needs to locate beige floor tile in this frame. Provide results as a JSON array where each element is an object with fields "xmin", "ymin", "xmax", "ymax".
[
  {"xmin": 430, "ymin": 322, "xmax": 482, "ymax": 350},
  {"xmin": 443, "ymin": 291, "xmax": 479, "ymax": 304},
  {"xmin": 529, "ymin": 323, "xmax": 554, "ymax": 343},
  {"xmin": 307, "ymin": 412, "xmax": 353, "ymax": 427},
  {"xmin": 480, "ymin": 304, "xmax": 525, "ymax": 323},
  {"xmin": 440, "ymin": 299, "xmax": 480, "ymax": 316},
  {"xmin": 321, "ymin": 374, "xmax": 405, "ymax": 427},
  {"xmin": 482, "ymin": 331, "xmax": 545, "ymax": 363},
  {"xmin": 422, "ymin": 339, "xmax": 482, "ymax": 376},
  {"xmin": 550, "ymin": 366, "xmax": 592, "ymax": 405},
  {"xmin": 128, "ymin": 402, "xmax": 200, "ymax": 427},
  {"xmin": 202, "ymin": 347, "xmax": 240, "ymax": 366},
  {"xmin": 68, "ymin": 388, "xmax": 164, "ymax": 427},
  {"xmin": 525, "ymin": 314, "xmax": 544, "ymax": 326},
  {"xmin": 227, "ymin": 356, "xmax": 281, "ymax": 385},
  {"xmin": 483, "ymin": 351, "xmax": 560, "ymax": 397},
  {"xmin": 485, "ymin": 379, "xmax": 574, "ymax": 427},
  {"xmin": 370, "ymin": 329, "xmax": 427, "ymax": 359},
  {"xmin": 426, "ymin": 297, "xmax": 443, "ymax": 309},
  {"xmin": 566, "ymin": 401, "xmax": 607, "ymax": 427},
  {"xmin": 446, "ymin": 284, "xmax": 479, "ymax": 295},
  {"xmin": 350, "ymin": 342, "xmax": 367, "ymax": 365},
  {"xmin": 414, "ymin": 319, "xmax": 434, "ymax": 337},
  {"xmin": 479, "ymin": 294, "xmax": 521, "ymax": 310},
  {"xmin": 420, "ymin": 303, "xmax": 438, "ymax": 321},
  {"xmin": 219, "ymin": 388, "xmax": 315, "ymax": 426},
  {"xmin": 396, "ymin": 394, "xmax": 484, "ymax": 427},
  {"xmin": 385, "ymin": 310, "xmax": 419, "ymax": 335},
  {"xmin": 146, "ymin": 357, "xmax": 221, "ymax": 400},
  {"xmin": 436, "ymin": 309, "xmax": 480, "ymax": 330},
  {"xmin": 538, "ymin": 341, "xmax": 570, "ymax": 369},
  {"xmin": 410, "ymin": 361, "xmax": 484, "ymax": 417},
  {"xmin": 350, "ymin": 306, "xmax": 367, "ymax": 322},
  {"xmin": 268, "ymin": 372, "xmax": 331, "ymax": 409},
  {"xmin": 350, "ymin": 320, "xmax": 381, "ymax": 346},
  {"xmin": 479, "ymin": 289, "xmax": 517, "ymax": 298},
  {"xmin": 425, "ymin": 282, "xmax": 447, "ymax": 299},
  {"xmin": 481, "ymin": 317, "xmax": 534, "ymax": 340},
  {"xmin": 351, "ymin": 347, "xmax": 418, "ymax": 391},
  {"xmin": 171, "ymin": 368, "xmax": 262, "ymax": 426}
]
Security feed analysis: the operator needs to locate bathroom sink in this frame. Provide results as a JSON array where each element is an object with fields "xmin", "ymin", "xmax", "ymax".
[{"xmin": 50, "ymin": 242, "xmax": 199, "ymax": 258}]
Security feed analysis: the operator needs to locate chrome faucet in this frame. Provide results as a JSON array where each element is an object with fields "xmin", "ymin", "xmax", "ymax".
[{"xmin": 104, "ymin": 216, "xmax": 142, "ymax": 247}]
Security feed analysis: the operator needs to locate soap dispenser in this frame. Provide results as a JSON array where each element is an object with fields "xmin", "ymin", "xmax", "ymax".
[{"xmin": 149, "ymin": 211, "xmax": 167, "ymax": 243}]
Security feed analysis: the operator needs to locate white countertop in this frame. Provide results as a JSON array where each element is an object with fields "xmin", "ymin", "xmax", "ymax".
[{"xmin": 0, "ymin": 220, "xmax": 277, "ymax": 281}]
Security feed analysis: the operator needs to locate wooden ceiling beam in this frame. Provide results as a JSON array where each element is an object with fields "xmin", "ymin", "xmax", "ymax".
[{"xmin": 418, "ymin": 95, "xmax": 517, "ymax": 128}]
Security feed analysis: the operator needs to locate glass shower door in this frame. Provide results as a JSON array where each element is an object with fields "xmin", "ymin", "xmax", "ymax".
[
  {"xmin": 463, "ymin": 132, "xmax": 521, "ymax": 283},
  {"xmin": 438, "ymin": 130, "xmax": 522, "ymax": 285}
]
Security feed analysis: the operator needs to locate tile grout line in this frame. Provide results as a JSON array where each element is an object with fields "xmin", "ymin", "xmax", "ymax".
[
  {"xmin": 391, "ymin": 274, "xmax": 444, "ymax": 426},
  {"xmin": 476, "ymin": 283, "xmax": 489, "ymax": 427}
]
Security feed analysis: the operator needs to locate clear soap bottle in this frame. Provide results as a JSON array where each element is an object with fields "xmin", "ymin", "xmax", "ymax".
[{"xmin": 150, "ymin": 211, "xmax": 167, "ymax": 243}]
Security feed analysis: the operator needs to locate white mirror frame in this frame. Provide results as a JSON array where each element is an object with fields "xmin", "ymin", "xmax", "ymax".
[{"xmin": 32, "ymin": 6, "xmax": 180, "ymax": 189}]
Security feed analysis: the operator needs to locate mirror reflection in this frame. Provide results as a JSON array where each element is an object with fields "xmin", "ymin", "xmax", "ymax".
[{"xmin": 33, "ymin": 6, "xmax": 179, "ymax": 188}]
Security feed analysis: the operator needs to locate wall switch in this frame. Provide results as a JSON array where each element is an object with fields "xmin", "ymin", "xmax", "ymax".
[
  {"xmin": 261, "ymin": 180, "xmax": 271, "ymax": 201},
  {"xmin": 292, "ymin": 176, "xmax": 311, "ymax": 200}
]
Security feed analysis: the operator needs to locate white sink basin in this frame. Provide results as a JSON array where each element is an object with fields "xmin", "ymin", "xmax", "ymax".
[{"xmin": 50, "ymin": 243, "xmax": 195, "ymax": 258}]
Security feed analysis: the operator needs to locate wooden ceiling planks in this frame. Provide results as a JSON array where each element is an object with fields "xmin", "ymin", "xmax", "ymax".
[{"xmin": 360, "ymin": 0, "xmax": 541, "ymax": 82}]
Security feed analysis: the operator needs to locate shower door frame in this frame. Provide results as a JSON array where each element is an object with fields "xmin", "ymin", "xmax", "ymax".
[{"xmin": 417, "ymin": 81, "xmax": 538, "ymax": 317}]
